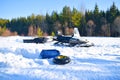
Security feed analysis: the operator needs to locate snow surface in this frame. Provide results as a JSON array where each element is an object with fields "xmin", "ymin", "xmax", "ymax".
[{"xmin": 0, "ymin": 36, "xmax": 120, "ymax": 80}]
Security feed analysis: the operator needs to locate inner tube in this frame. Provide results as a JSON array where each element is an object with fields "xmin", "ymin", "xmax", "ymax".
[
  {"xmin": 40, "ymin": 49, "xmax": 60, "ymax": 59},
  {"xmin": 53, "ymin": 55, "xmax": 71, "ymax": 65}
]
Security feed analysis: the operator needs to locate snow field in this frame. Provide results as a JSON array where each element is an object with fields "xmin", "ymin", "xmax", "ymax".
[{"xmin": 0, "ymin": 36, "xmax": 120, "ymax": 80}]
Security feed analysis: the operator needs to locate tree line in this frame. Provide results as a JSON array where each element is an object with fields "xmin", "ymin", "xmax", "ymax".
[{"xmin": 0, "ymin": 2, "xmax": 120, "ymax": 37}]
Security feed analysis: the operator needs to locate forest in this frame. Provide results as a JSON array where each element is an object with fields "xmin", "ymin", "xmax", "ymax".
[{"xmin": 0, "ymin": 3, "xmax": 120, "ymax": 37}]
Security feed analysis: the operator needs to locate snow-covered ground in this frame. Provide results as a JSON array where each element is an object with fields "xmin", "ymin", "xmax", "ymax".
[{"xmin": 0, "ymin": 36, "xmax": 120, "ymax": 80}]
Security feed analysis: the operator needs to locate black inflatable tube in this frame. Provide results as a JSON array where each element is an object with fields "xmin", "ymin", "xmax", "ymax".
[{"xmin": 53, "ymin": 55, "xmax": 71, "ymax": 65}]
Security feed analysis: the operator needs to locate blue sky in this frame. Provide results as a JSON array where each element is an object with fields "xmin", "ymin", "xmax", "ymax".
[{"xmin": 1, "ymin": 0, "xmax": 120, "ymax": 20}]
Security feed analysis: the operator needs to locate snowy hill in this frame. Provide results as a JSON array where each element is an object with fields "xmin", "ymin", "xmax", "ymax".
[{"xmin": 0, "ymin": 36, "xmax": 120, "ymax": 80}]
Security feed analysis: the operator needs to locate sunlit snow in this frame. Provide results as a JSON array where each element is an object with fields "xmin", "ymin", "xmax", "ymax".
[{"xmin": 0, "ymin": 36, "xmax": 120, "ymax": 80}]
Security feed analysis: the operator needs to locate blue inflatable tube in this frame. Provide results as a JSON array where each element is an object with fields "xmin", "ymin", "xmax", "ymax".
[{"xmin": 40, "ymin": 49, "xmax": 60, "ymax": 59}]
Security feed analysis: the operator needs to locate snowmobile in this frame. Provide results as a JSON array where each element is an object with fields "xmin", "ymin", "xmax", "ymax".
[
  {"xmin": 23, "ymin": 37, "xmax": 48, "ymax": 43},
  {"xmin": 53, "ymin": 28, "xmax": 94, "ymax": 47}
]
